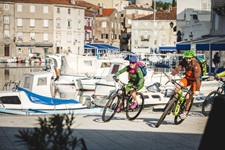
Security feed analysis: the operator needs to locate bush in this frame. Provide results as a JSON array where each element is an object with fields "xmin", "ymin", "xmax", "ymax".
[{"xmin": 15, "ymin": 114, "xmax": 87, "ymax": 150}]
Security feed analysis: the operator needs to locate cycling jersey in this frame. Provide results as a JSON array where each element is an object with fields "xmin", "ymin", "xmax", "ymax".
[
  {"xmin": 115, "ymin": 66, "xmax": 144, "ymax": 92},
  {"xmin": 171, "ymin": 57, "xmax": 201, "ymax": 91}
]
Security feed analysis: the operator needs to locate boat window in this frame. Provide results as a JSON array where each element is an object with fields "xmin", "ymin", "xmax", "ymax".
[
  {"xmin": 37, "ymin": 77, "xmax": 47, "ymax": 86},
  {"xmin": 111, "ymin": 64, "xmax": 119, "ymax": 74},
  {"xmin": 0, "ymin": 96, "xmax": 21, "ymax": 104},
  {"xmin": 83, "ymin": 60, "xmax": 92, "ymax": 66},
  {"xmin": 24, "ymin": 77, "xmax": 31, "ymax": 89},
  {"xmin": 101, "ymin": 62, "xmax": 111, "ymax": 68}
]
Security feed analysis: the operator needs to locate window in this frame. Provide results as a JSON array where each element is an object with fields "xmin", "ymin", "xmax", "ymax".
[
  {"xmin": 67, "ymin": 19, "xmax": 71, "ymax": 28},
  {"xmin": 128, "ymin": 19, "xmax": 131, "ymax": 24},
  {"xmin": 28, "ymin": 48, "xmax": 33, "ymax": 54},
  {"xmin": 67, "ymin": 32, "xmax": 72, "ymax": 42},
  {"xmin": 17, "ymin": 18, "xmax": 22, "ymax": 26},
  {"xmin": 43, "ymin": 19, "xmax": 48, "ymax": 27},
  {"xmin": 102, "ymin": 22, "xmax": 106, "ymax": 28},
  {"xmin": 4, "ymin": 16, "xmax": 9, "ymax": 24},
  {"xmin": 30, "ymin": 5, "xmax": 35, "ymax": 13},
  {"xmin": 30, "ymin": 33, "xmax": 35, "ymax": 40},
  {"xmin": 56, "ymin": 32, "xmax": 61, "ymax": 41},
  {"xmin": 85, "ymin": 19, "xmax": 88, "ymax": 26},
  {"xmin": 57, "ymin": 8, "xmax": 60, "ymax": 13},
  {"xmin": 24, "ymin": 77, "xmax": 31, "ymax": 89},
  {"xmin": 56, "ymin": 18, "xmax": 61, "ymax": 28},
  {"xmin": 4, "ymin": 30, "xmax": 10, "ymax": 38},
  {"xmin": 43, "ymin": 6, "xmax": 48, "ymax": 13},
  {"xmin": 18, "ymin": 48, "xmax": 22, "ymax": 53},
  {"xmin": 0, "ymin": 96, "xmax": 21, "ymax": 104},
  {"xmin": 4, "ymin": 4, "xmax": 9, "ymax": 10},
  {"xmin": 78, "ymin": 20, "xmax": 81, "ymax": 30},
  {"xmin": 43, "ymin": 33, "xmax": 48, "ymax": 41},
  {"xmin": 111, "ymin": 65, "xmax": 120, "ymax": 74},
  {"xmin": 17, "ymin": 4, "xmax": 22, "ymax": 12},
  {"xmin": 37, "ymin": 77, "xmax": 47, "ymax": 86},
  {"xmin": 68, "ymin": 9, "xmax": 71, "ymax": 14},
  {"xmin": 30, "ymin": 19, "xmax": 35, "ymax": 27},
  {"xmin": 101, "ymin": 34, "xmax": 108, "ymax": 39},
  {"xmin": 17, "ymin": 32, "xmax": 23, "ymax": 40}
]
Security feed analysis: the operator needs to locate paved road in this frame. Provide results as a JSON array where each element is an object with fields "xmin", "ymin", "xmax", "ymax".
[{"xmin": 0, "ymin": 108, "xmax": 208, "ymax": 150}]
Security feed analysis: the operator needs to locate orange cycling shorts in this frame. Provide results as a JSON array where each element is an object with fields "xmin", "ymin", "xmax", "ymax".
[{"xmin": 180, "ymin": 77, "xmax": 202, "ymax": 92}]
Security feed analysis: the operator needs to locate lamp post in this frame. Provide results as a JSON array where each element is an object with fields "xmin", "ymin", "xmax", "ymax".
[{"xmin": 169, "ymin": 21, "xmax": 174, "ymax": 45}]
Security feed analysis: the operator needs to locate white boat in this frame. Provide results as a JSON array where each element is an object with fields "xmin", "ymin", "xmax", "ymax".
[
  {"xmin": 53, "ymin": 54, "xmax": 100, "ymax": 86},
  {"xmin": 0, "ymin": 71, "xmax": 92, "ymax": 115},
  {"xmin": 77, "ymin": 58, "xmax": 129, "ymax": 91}
]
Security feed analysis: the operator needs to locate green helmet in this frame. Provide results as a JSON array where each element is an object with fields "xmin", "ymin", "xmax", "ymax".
[{"xmin": 184, "ymin": 50, "xmax": 194, "ymax": 58}]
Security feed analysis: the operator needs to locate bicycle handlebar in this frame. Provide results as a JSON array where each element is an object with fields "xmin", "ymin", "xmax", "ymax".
[
  {"xmin": 163, "ymin": 72, "xmax": 185, "ymax": 89},
  {"xmin": 163, "ymin": 72, "xmax": 194, "ymax": 95},
  {"xmin": 113, "ymin": 76, "xmax": 137, "ymax": 90}
]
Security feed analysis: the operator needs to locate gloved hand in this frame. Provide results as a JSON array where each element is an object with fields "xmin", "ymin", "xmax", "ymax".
[
  {"xmin": 194, "ymin": 91, "xmax": 200, "ymax": 96},
  {"xmin": 133, "ymin": 85, "xmax": 138, "ymax": 90},
  {"xmin": 113, "ymin": 75, "xmax": 119, "ymax": 82}
]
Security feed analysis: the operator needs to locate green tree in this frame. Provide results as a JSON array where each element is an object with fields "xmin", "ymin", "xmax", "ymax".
[{"xmin": 15, "ymin": 114, "xmax": 87, "ymax": 150}]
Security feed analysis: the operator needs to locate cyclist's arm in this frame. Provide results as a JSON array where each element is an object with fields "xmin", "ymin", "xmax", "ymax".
[
  {"xmin": 217, "ymin": 71, "xmax": 225, "ymax": 78},
  {"xmin": 171, "ymin": 59, "xmax": 186, "ymax": 76},
  {"xmin": 193, "ymin": 63, "xmax": 202, "ymax": 91},
  {"xmin": 115, "ymin": 66, "xmax": 129, "ymax": 77},
  {"xmin": 136, "ymin": 67, "xmax": 144, "ymax": 90}
]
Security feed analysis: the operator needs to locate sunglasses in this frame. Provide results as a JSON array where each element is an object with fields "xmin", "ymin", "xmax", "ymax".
[{"xmin": 130, "ymin": 62, "xmax": 136, "ymax": 64}]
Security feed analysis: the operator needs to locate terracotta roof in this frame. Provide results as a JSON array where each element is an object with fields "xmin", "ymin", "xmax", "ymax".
[
  {"xmin": 135, "ymin": 10, "xmax": 176, "ymax": 20},
  {"xmin": 75, "ymin": 0, "xmax": 99, "ymax": 11},
  {"xmin": 15, "ymin": 0, "xmax": 70, "ymax": 4},
  {"xmin": 96, "ymin": 8, "xmax": 116, "ymax": 17}
]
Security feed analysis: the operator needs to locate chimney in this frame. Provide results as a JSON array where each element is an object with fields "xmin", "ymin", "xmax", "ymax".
[
  {"xmin": 70, "ymin": 0, "xmax": 75, "ymax": 5},
  {"xmin": 99, "ymin": 7, "xmax": 102, "ymax": 15}
]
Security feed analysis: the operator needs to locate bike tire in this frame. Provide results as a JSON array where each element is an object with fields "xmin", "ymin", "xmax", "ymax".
[
  {"xmin": 102, "ymin": 94, "xmax": 120, "ymax": 122},
  {"xmin": 155, "ymin": 97, "xmax": 177, "ymax": 128},
  {"xmin": 126, "ymin": 92, "xmax": 145, "ymax": 121},
  {"xmin": 174, "ymin": 97, "xmax": 194, "ymax": 125},
  {"xmin": 202, "ymin": 91, "xmax": 221, "ymax": 117}
]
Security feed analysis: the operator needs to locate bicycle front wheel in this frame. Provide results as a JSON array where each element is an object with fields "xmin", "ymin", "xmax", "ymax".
[
  {"xmin": 155, "ymin": 97, "xmax": 177, "ymax": 128},
  {"xmin": 202, "ymin": 91, "xmax": 221, "ymax": 117},
  {"xmin": 174, "ymin": 98, "xmax": 194, "ymax": 125},
  {"xmin": 102, "ymin": 94, "xmax": 120, "ymax": 122},
  {"xmin": 126, "ymin": 92, "xmax": 145, "ymax": 120}
]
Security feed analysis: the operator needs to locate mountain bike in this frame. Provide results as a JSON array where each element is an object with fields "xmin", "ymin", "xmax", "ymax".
[
  {"xmin": 202, "ymin": 76, "xmax": 225, "ymax": 116},
  {"xmin": 155, "ymin": 72, "xmax": 194, "ymax": 128},
  {"xmin": 102, "ymin": 76, "xmax": 145, "ymax": 122}
]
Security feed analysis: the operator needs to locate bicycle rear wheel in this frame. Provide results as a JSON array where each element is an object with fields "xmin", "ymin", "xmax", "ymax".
[
  {"xmin": 174, "ymin": 98, "xmax": 194, "ymax": 124},
  {"xmin": 155, "ymin": 97, "xmax": 177, "ymax": 128},
  {"xmin": 126, "ymin": 92, "xmax": 145, "ymax": 120},
  {"xmin": 102, "ymin": 94, "xmax": 120, "ymax": 122},
  {"xmin": 202, "ymin": 91, "xmax": 221, "ymax": 117}
]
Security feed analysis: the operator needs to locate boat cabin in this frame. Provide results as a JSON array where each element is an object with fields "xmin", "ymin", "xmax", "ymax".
[{"xmin": 20, "ymin": 71, "xmax": 53, "ymax": 97}]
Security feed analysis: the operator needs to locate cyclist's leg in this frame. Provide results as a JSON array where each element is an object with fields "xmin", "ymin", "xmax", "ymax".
[
  {"xmin": 117, "ymin": 82, "xmax": 131, "ymax": 112},
  {"xmin": 174, "ymin": 78, "xmax": 186, "ymax": 98},
  {"xmin": 130, "ymin": 82, "xmax": 144, "ymax": 109},
  {"xmin": 178, "ymin": 78, "xmax": 189, "ymax": 119}
]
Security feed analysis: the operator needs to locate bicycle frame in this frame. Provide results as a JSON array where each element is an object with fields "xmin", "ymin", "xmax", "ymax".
[
  {"xmin": 216, "ymin": 82, "xmax": 225, "ymax": 94},
  {"xmin": 173, "ymin": 89, "xmax": 185, "ymax": 116}
]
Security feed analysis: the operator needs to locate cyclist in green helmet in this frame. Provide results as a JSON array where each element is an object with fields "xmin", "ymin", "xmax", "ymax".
[{"xmin": 169, "ymin": 50, "xmax": 202, "ymax": 119}]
